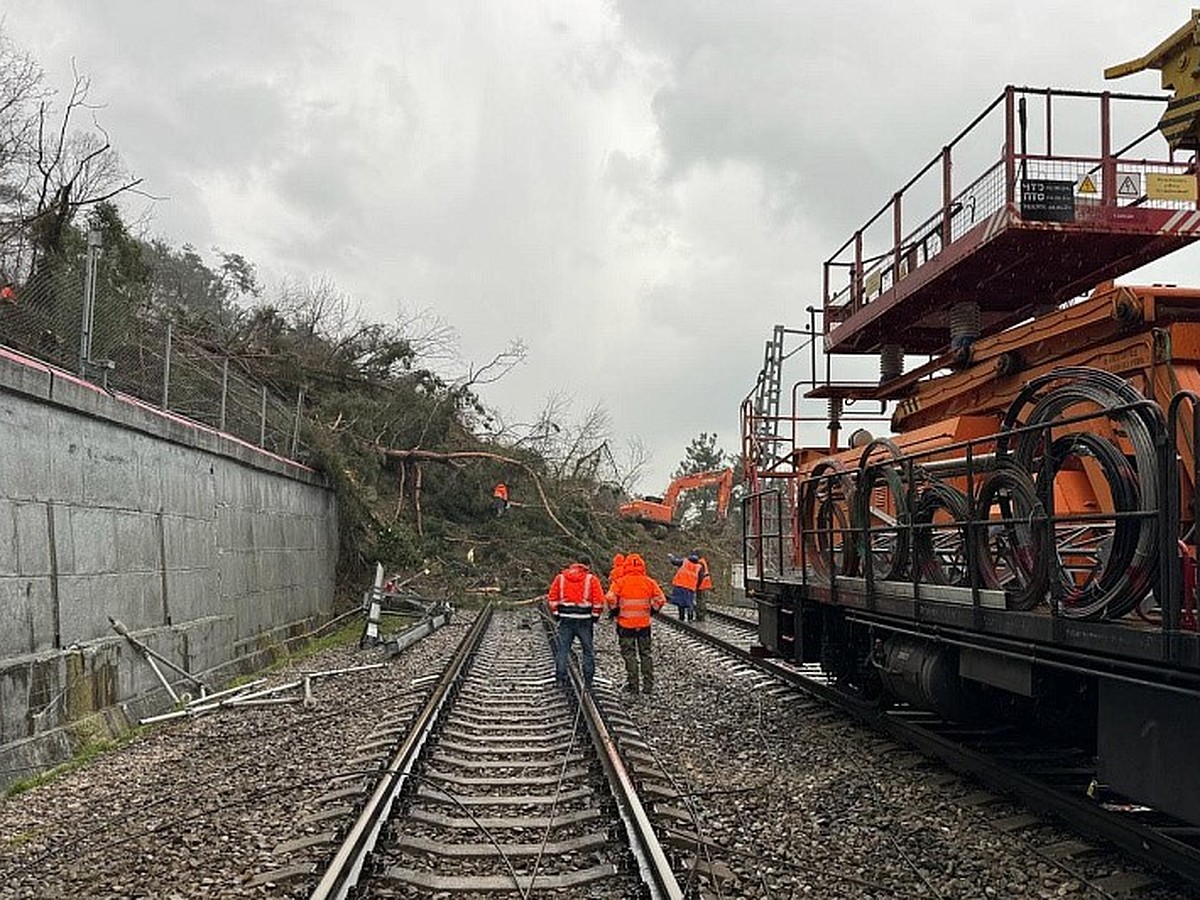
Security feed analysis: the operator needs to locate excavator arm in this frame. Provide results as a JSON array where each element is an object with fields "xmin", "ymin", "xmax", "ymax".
[{"xmin": 620, "ymin": 467, "xmax": 734, "ymax": 526}]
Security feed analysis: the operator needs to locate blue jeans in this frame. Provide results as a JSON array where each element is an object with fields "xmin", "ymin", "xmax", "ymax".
[{"xmin": 555, "ymin": 616, "xmax": 595, "ymax": 688}]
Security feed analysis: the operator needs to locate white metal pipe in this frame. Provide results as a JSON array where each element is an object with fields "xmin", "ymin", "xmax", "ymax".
[
  {"xmin": 185, "ymin": 679, "xmax": 266, "ymax": 707},
  {"xmin": 303, "ymin": 663, "xmax": 385, "ymax": 680}
]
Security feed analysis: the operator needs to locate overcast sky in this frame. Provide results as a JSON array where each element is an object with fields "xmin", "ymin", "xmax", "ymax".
[{"xmin": 4, "ymin": 2, "xmax": 1196, "ymax": 491}]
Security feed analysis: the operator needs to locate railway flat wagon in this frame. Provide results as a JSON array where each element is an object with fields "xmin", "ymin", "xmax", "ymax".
[{"xmin": 741, "ymin": 15, "xmax": 1200, "ymax": 833}]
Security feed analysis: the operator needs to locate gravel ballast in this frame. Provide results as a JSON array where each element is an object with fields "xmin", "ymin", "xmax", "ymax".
[
  {"xmin": 0, "ymin": 616, "xmax": 473, "ymax": 899},
  {"xmin": 593, "ymin": 615, "xmax": 1195, "ymax": 899},
  {"xmin": 1, "ymin": 606, "xmax": 1194, "ymax": 899}
]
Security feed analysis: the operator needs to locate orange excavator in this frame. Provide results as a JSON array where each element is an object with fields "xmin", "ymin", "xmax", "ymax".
[{"xmin": 619, "ymin": 467, "xmax": 734, "ymax": 527}]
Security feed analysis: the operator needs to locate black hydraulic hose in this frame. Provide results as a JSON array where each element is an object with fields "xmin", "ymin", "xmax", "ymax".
[
  {"xmin": 801, "ymin": 458, "xmax": 858, "ymax": 579},
  {"xmin": 1041, "ymin": 433, "xmax": 1141, "ymax": 619},
  {"xmin": 974, "ymin": 462, "xmax": 1051, "ymax": 610},
  {"xmin": 995, "ymin": 367, "xmax": 1161, "ymax": 619},
  {"xmin": 912, "ymin": 481, "xmax": 971, "ymax": 586},
  {"xmin": 852, "ymin": 458, "xmax": 910, "ymax": 582}
]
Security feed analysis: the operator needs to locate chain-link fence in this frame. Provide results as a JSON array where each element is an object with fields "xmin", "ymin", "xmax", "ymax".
[{"xmin": 0, "ymin": 246, "xmax": 306, "ymax": 460}]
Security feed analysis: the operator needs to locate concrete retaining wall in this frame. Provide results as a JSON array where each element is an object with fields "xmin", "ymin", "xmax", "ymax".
[{"xmin": 0, "ymin": 349, "xmax": 337, "ymax": 788}]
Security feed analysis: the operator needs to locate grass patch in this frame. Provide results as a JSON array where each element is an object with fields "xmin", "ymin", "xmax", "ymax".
[
  {"xmin": 2, "ymin": 824, "xmax": 48, "ymax": 848},
  {"xmin": 5, "ymin": 727, "xmax": 140, "ymax": 799},
  {"xmin": 289, "ymin": 619, "xmax": 366, "ymax": 662},
  {"xmin": 242, "ymin": 618, "xmax": 366, "ymax": 680}
]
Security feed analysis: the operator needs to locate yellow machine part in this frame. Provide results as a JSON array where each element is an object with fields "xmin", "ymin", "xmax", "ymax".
[{"xmin": 1106, "ymin": 9, "xmax": 1200, "ymax": 151}]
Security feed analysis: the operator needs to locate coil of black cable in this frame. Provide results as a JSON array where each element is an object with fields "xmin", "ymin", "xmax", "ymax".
[
  {"xmin": 852, "ymin": 443, "xmax": 910, "ymax": 583},
  {"xmin": 800, "ymin": 458, "xmax": 858, "ymax": 580},
  {"xmin": 912, "ymin": 481, "xmax": 973, "ymax": 586},
  {"xmin": 995, "ymin": 367, "xmax": 1161, "ymax": 619},
  {"xmin": 974, "ymin": 462, "xmax": 1051, "ymax": 610}
]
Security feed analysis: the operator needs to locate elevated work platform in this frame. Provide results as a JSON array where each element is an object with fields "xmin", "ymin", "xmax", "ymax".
[{"xmin": 824, "ymin": 86, "xmax": 1200, "ymax": 354}]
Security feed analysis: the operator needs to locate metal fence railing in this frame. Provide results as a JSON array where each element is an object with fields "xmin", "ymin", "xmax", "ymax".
[{"xmin": 0, "ymin": 247, "xmax": 306, "ymax": 460}]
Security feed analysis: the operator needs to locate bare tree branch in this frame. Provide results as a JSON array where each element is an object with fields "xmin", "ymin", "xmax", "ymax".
[{"xmin": 374, "ymin": 446, "xmax": 579, "ymax": 542}]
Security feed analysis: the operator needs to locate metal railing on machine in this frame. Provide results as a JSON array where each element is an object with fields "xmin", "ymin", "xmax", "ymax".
[
  {"xmin": 0, "ymin": 249, "xmax": 307, "ymax": 460},
  {"xmin": 789, "ymin": 367, "xmax": 1189, "ymax": 626},
  {"xmin": 742, "ymin": 487, "xmax": 786, "ymax": 584}
]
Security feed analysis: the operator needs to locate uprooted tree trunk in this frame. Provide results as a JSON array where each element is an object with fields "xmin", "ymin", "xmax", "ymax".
[{"xmin": 373, "ymin": 446, "xmax": 579, "ymax": 543}]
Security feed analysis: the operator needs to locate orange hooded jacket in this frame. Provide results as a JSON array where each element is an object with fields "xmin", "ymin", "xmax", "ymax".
[
  {"xmin": 547, "ymin": 563, "xmax": 604, "ymax": 620},
  {"xmin": 608, "ymin": 554, "xmax": 626, "ymax": 588},
  {"xmin": 605, "ymin": 554, "xmax": 665, "ymax": 629}
]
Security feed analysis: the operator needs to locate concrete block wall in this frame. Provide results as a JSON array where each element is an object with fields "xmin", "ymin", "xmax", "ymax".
[{"xmin": 0, "ymin": 349, "xmax": 337, "ymax": 787}]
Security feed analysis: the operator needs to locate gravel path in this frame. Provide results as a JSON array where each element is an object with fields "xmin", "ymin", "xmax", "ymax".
[
  {"xmin": 0, "ymin": 616, "xmax": 474, "ymax": 899},
  {"xmin": 2, "ymin": 606, "xmax": 1193, "ymax": 899},
  {"xmin": 593, "ymin": 619, "xmax": 1195, "ymax": 899}
]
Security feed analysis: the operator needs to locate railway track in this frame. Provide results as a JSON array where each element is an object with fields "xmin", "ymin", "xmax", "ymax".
[
  {"xmin": 672, "ymin": 604, "xmax": 1200, "ymax": 895},
  {"xmin": 307, "ymin": 604, "xmax": 685, "ymax": 899}
]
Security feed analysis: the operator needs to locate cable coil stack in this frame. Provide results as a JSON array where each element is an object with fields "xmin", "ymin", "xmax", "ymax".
[{"xmin": 798, "ymin": 366, "xmax": 1164, "ymax": 622}]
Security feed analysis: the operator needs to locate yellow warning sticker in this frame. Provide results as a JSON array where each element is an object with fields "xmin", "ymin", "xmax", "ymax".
[
  {"xmin": 1078, "ymin": 174, "xmax": 1098, "ymax": 194},
  {"xmin": 1148, "ymin": 172, "xmax": 1198, "ymax": 201}
]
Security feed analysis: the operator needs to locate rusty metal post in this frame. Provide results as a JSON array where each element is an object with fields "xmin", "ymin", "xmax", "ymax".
[
  {"xmin": 892, "ymin": 192, "xmax": 903, "ymax": 285},
  {"xmin": 1004, "ymin": 86, "xmax": 1016, "ymax": 205},
  {"xmin": 941, "ymin": 146, "xmax": 953, "ymax": 247},
  {"xmin": 853, "ymin": 230, "xmax": 864, "ymax": 311},
  {"xmin": 1044, "ymin": 87, "xmax": 1053, "ymax": 156},
  {"xmin": 1101, "ymin": 91, "xmax": 1115, "ymax": 206}
]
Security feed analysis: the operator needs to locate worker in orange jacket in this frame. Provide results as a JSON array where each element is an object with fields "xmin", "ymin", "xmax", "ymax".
[
  {"xmin": 547, "ymin": 555, "xmax": 605, "ymax": 689},
  {"xmin": 669, "ymin": 551, "xmax": 703, "ymax": 621},
  {"xmin": 492, "ymin": 482, "xmax": 509, "ymax": 517},
  {"xmin": 605, "ymin": 553, "xmax": 665, "ymax": 694},
  {"xmin": 694, "ymin": 550, "xmax": 712, "ymax": 622},
  {"xmin": 608, "ymin": 553, "xmax": 626, "ymax": 589}
]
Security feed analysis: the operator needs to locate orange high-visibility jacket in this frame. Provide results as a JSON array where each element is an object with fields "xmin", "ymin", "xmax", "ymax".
[
  {"xmin": 493, "ymin": 483, "xmax": 509, "ymax": 500},
  {"xmin": 697, "ymin": 557, "xmax": 712, "ymax": 591},
  {"xmin": 547, "ymin": 564, "xmax": 604, "ymax": 619},
  {"xmin": 608, "ymin": 554, "xmax": 626, "ymax": 589},
  {"xmin": 605, "ymin": 554, "xmax": 665, "ymax": 629},
  {"xmin": 672, "ymin": 557, "xmax": 703, "ymax": 592}
]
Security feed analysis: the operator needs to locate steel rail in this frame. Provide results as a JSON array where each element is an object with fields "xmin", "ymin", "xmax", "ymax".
[
  {"xmin": 543, "ymin": 610, "xmax": 684, "ymax": 899},
  {"xmin": 662, "ymin": 613, "xmax": 1200, "ymax": 888},
  {"xmin": 310, "ymin": 604, "xmax": 494, "ymax": 900},
  {"xmin": 576, "ymin": 675, "xmax": 684, "ymax": 899},
  {"xmin": 705, "ymin": 607, "xmax": 759, "ymax": 631}
]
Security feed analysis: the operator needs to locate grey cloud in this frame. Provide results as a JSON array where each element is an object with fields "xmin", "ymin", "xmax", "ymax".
[{"xmin": 8, "ymin": 1, "xmax": 1197, "ymax": 492}]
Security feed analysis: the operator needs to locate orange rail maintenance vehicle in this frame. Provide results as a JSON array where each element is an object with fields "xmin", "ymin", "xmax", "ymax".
[{"xmin": 741, "ymin": 11, "xmax": 1200, "ymax": 872}]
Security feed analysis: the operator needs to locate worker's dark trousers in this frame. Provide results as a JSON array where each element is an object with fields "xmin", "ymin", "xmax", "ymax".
[
  {"xmin": 555, "ymin": 616, "xmax": 595, "ymax": 688},
  {"xmin": 617, "ymin": 626, "xmax": 653, "ymax": 691}
]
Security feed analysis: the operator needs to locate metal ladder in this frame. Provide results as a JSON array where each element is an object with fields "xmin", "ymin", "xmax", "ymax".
[{"xmin": 752, "ymin": 325, "xmax": 787, "ymax": 469}]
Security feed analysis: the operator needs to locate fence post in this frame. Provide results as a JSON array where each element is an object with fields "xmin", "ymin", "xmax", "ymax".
[
  {"xmin": 78, "ymin": 229, "xmax": 102, "ymax": 375},
  {"xmin": 291, "ymin": 388, "xmax": 304, "ymax": 457},
  {"xmin": 162, "ymin": 322, "xmax": 172, "ymax": 409},
  {"xmin": 219, "ymin": 358, "xmax": 229, "ymax": 431},
  {"xmin": 259, "ymin": 386, "xmax": 268, "ymax": 447}
]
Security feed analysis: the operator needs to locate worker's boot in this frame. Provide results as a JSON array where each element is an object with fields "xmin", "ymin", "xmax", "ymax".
[{"xmin": 623, "ymin": 680, "xmax": 640, "ymax": 695}]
